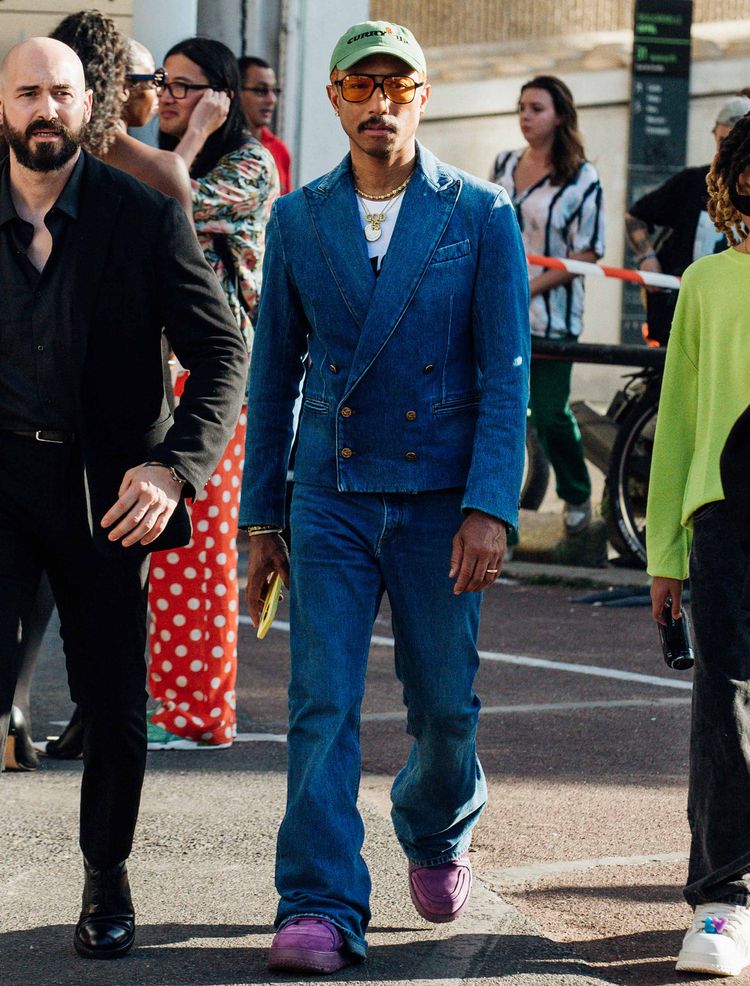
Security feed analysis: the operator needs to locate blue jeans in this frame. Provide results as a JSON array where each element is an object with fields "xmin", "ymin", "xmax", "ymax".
[{"xmin": 275, "ymin": 483, "xmax": 487, "ymax": 958}]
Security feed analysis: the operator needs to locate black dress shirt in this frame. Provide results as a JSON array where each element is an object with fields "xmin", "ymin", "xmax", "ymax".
[{"xmin": 0, "ymin": 152, "xmax": 84, "ymax": 431}]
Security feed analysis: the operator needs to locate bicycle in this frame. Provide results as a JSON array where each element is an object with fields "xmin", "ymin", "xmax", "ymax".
[{"xmin": 529, "ymin": 337, "xmax": 666, "ymax": 567}]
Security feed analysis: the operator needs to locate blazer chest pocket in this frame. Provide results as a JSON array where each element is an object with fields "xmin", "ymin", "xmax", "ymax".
[
  {"xmin": 430, "ymin": 239, "xmax": 471, "ymax": 266},
  {"xmin": 302, "ymin": 396, "xmax": 330, "ymax": 414}
]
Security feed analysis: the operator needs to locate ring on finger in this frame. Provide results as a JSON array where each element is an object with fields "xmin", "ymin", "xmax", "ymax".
[{"xmin": 486, "ymin": 568, "xmax": 499, "ymax": 574}]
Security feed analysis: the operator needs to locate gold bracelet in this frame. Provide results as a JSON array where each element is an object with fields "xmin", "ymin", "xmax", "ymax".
[{"xmin": 244, "ymin": 525, "xmax": 283, "ymax": 536}]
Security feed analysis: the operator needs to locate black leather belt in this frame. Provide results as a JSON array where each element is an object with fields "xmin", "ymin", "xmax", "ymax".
[{"xmin": 8, "ymin": 429, "xmax": 77, "ymax": 444}]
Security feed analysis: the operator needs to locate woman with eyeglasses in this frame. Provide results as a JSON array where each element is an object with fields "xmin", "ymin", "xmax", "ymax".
[
  {"xmin": 146, "ymin": 37, "xmax": 278, "ymax": 750},
  {"xmin": 491, "ymin": 75, "xmax": 604, "ymax": 540},
  {"xmin": 3, "ymin": 11, "xmax": 198, "ymax": 771},
  {"xmin": 106, "ymin": 39, "xmax": 193, "ymax": 215}
]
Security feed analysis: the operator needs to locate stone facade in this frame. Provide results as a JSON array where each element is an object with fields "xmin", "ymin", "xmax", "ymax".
[
  {"xmin": 0, "ymin": 1, "xmax": 133, "ymax": 59},
  {"xmin": 370, "ymin": 0, "xmax": 750, "ymax": 47}
]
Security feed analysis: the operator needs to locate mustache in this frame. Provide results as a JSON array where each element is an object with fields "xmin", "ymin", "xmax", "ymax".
[
  {"xmin": 357, "ymin": 116, "xmax": 396, "ymax": 133},
  {"xmin": 25, "ymin": 118, "xmax": 68, "ymax": 138}
]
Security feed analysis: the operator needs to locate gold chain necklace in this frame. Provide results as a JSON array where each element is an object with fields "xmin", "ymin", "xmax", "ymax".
[{"xmin": 353, "ymin": 172, "xmax": 413, "ymax": 201}]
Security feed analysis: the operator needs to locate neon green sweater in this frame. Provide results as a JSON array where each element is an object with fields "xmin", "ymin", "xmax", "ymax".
[{"xmin": 646, "ymin": 247, "xmax": 750, "ymax": 580}]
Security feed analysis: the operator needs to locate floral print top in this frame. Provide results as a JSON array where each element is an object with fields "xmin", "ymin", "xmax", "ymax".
[{"xmin": 192, "ymin": 134, "xmax": 279, "ymax": 352}]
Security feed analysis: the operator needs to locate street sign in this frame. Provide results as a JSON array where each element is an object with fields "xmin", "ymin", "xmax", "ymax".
[{"xmin": 622, "ymin": 0, "xmax": 693, "ymax": 343}]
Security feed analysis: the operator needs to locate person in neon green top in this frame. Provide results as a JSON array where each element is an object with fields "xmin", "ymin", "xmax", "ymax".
[
  {"xmin": 647, "ymin": 115, "xmax": 750, "ymax": 977},
  {"xmin": 646, "ymin": 246, "xmax": 750, "ymax": 581}
]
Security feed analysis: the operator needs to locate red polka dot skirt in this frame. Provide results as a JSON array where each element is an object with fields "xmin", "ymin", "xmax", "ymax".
[{"xmin": 147, "ymin": 409, "xmax": 247, "ymax": 745}]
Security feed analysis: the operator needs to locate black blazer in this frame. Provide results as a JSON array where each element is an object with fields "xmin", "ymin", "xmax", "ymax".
[{"xmin": 70, "ymin": 153, "xmax": 247, "ymax": 558}]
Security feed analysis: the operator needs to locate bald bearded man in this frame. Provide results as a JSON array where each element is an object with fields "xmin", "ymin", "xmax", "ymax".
[{"xmin": 0, "ymin": 39, "xmax": 246, "ymax": 958}]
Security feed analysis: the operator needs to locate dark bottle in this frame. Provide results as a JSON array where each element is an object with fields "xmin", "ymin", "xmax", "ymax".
[{"xmin": 659, "ymin": 599, "xmax": 694, "ymax": 671}]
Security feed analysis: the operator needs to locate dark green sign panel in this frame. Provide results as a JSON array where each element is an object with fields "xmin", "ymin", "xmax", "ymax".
[{"xmin": 622, "ymin": 0, "xmax": 692, "ymax": 343}]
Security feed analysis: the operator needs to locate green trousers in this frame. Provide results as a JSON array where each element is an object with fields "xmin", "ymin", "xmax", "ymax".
[{"xmin": 529, "ymin": 358, "xmax": 591, "ymax": 506}]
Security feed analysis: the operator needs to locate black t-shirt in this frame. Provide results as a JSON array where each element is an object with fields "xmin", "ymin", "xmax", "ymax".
[
  {"xmin": 0, "ymin": 154, "xmax": 82, "ymax": 431},
  {"xmin": 628, "ymin": 165, "xmax": 713, "ymax": 276}
]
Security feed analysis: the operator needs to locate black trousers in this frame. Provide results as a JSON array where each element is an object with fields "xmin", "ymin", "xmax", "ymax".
[
  {"xmin": 0, "ymin": 433, "xmax": 149, "ymax": 868},
  {"xmin": 686, "ymin": 500, "xmax": 750, "ymax": 906}
]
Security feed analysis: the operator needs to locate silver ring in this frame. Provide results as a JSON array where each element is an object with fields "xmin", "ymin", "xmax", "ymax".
[{"xmin": 486, "ymin": 568, "xmax": 499, "ymax": 574}]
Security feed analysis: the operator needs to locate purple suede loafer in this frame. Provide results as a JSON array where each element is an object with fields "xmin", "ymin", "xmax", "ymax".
[
  {"xmin": 408, "ymin": 852, "xmax": 472, "ymax": 923},
  {"xmin": 268, "ymin": 917, "xmax": 351, "ymax": 974}
]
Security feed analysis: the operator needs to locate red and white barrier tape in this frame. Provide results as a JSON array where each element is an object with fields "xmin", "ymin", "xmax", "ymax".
[{"xmin": 526, "ymin": 254, "xmax": 681, "ymax": 291}]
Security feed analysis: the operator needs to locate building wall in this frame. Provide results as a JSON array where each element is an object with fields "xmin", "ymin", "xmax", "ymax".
[
  {"xmin": 0, "ymin": 0, "xmax": 132, "ymax": 58},
  {"xmin": 370, "ymin": 0, "xmax": 750, "ymax": 45},
  {"xmin": 196, "ymin": 0, "xmax": 280, "ymax": 62},
  {"xmin": 133, "ymin": 0, "xmax": 197, "ymax": 63}
]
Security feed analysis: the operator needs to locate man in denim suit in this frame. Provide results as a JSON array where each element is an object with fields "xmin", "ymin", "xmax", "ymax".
[{"xmin": 241, "ymin": 20, "xmax": 530, "ymax": 975}]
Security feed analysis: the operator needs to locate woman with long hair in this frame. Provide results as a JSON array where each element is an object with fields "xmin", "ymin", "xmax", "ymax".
[
  {"xmin": 146, "ymin": 37, "xmax": 278, "ymax": 750},
  {"xmin": 647, "ymin": 113, "xmax": 750, "ymax": 977},
  {"xmin": 491, "ymin": 75, "xmax": 604, "ymax": 537}
]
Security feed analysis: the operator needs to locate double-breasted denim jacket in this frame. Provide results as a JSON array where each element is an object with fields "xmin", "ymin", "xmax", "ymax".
[{"xmin": 240, "ymin": 143, "xmax": 530, "ymax": 530}]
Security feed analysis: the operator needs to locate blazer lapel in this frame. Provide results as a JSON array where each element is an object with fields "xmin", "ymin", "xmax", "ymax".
[
  {"xmin": 72, "ymin": 155, "xmax": 122, "ymax": 376},
  {"xmin": 306, "ymin": 156, "xmax": 375, "ymax": 330},
  {"xmin": 343, "ymin": 146, "xmax": 460, "ymax": 395}
]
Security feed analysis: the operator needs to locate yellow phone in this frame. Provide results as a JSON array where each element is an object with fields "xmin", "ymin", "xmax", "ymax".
[{"xmin": 257, "ymin": 572, "xmax": 284, "ymax": 640}]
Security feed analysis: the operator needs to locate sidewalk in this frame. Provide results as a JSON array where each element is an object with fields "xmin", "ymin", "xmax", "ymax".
[{"xmin": 2, "ymin": 745, "xmax": 613, "ymax": 986}]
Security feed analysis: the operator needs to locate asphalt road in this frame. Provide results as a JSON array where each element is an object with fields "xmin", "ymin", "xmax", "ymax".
[{"xmin": 0, "ymin": 553, "xmax": 721, "ymax": 986}]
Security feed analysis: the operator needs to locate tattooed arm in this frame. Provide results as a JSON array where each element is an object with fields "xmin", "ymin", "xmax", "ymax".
[{"xmin": 625, "ymin": 212, "xmax": 662, "ymax": 289}]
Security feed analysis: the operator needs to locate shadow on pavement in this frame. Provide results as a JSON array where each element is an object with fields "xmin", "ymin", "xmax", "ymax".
[
  {"xmin": 566, "ymin": 930, "xmax": 694, "ymax": 986},
  {"xmin": 523, "ymin": 882, "xmax": 684, "ymax": 905},
  {"xmin": 0, "ymin": 926, "xmax": 612, "ymax": 984}
]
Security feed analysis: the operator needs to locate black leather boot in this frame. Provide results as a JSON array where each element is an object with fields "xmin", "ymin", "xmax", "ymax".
[
  {"xmin": 74, "ymin": 859, "xmax": 135, "ymax": 959},
  {"xmin": 45, "ymin": 705, "xmax": 83, "ymax": 759},
  {"xmin": 4, "ymin": 705, "xmax": 39, "ymax": 771}
]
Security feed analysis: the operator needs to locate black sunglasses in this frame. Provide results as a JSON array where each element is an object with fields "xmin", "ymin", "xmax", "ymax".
[
  {"xmin": 335, "ymin": 74, "xmax": 423, "ymax": 104},
  {"xmin": 126, "ymin": 67, "xmax": 167, "ymax": 89},
  {"xmin": 241, "ymin": 86, "xmax": 282, "ymax": 96}
]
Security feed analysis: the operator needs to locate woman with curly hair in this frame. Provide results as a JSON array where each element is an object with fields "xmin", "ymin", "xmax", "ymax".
[
  {"xmin": 647, "ymin": 112, "xmax": 750, "ymax": 977},
  {"xmin": 50, "ymin": 8, "xmax": 126, "ymax": 156},
  {"xmin": 491, "ymin": 75, "xmax": 604, "ymax": 538},
  {"xmin": 145, "ymin": 38, "xmax": 278, "ymax": 750},
  {"xmin": 50, "ymin": 11, "xmax": 191, "ymax": 212}
]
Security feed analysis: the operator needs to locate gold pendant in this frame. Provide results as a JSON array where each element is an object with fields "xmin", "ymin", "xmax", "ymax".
[{"xmin": 364, "ymin": 211, "xmax": 385, "ymax": 242}]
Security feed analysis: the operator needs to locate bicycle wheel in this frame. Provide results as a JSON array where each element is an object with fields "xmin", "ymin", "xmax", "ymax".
[
  {"xmin": 520, "ymin": 421, "xmax": 550, "ymax": 511},
  {"xmin": 605, "ymin": 390, "xmax": 659, "ymax": 566}
]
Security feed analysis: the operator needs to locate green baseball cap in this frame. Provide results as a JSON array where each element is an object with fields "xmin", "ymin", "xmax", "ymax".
[{"xmin": 329, "ymin": 21, "xmax": 426, "ymax": 76}]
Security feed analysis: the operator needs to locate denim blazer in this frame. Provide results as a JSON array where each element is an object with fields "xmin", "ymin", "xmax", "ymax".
[{"xmin": 240, "ymin": 143, "xmax": 530, "ymax": 529}]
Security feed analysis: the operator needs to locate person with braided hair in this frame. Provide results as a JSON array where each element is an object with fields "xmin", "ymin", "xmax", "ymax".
[{"xmin": 647, "ymin": 112, "xmax": 750, "ymax": 977}]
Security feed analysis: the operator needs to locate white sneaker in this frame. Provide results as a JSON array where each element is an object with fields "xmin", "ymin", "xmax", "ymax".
[
  {"xmin": 676, "ymin": 903, "xmax": 750, "ymax": 976},
  {"xmin": 563, "ymin": 499, "xmax": 592, "ymax": 535}
]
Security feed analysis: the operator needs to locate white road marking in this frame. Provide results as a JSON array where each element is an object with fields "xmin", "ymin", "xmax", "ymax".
[
  {"xmin": 234, "ymin": 732, "xmax": 287, "ymax": 743},
  {"xmin": 239, "ymin": 616, "xmax": 692, "ymax": 691},
  {"xmin": 361, "ymin": 696, "xmax": 692, "ymax": 722},
  {"xmin": 484, "ymin": 851, "xmax": 689, "ymax": 886}
]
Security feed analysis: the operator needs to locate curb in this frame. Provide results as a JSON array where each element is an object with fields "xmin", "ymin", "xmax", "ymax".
[{"xmin": 503, "ymin": 559, "xmax": 649, "ymax": 589}]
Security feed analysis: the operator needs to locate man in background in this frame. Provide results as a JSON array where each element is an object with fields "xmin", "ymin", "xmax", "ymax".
[
  {"xmin": 238, "ymin": 55, "xmax": 291, "ymax": 193},
  {"xmin": 625, "ymin": 94, "xmax": 750, "ymax": 343}
]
